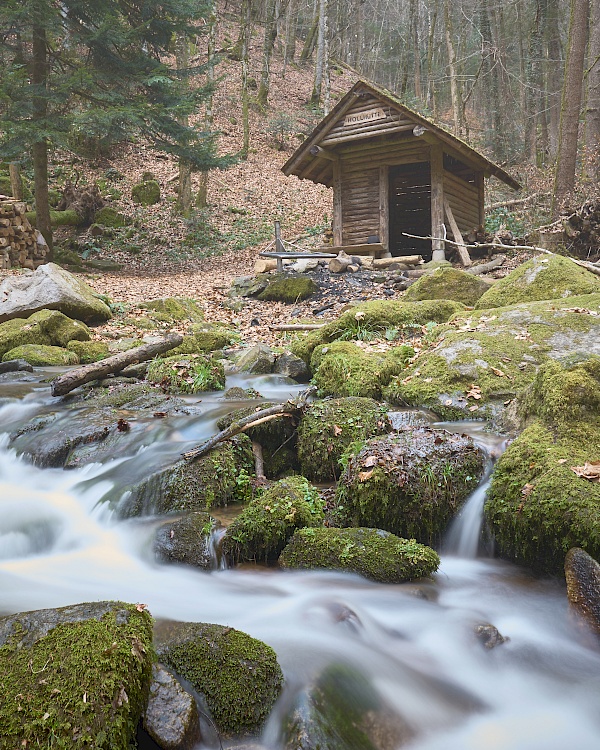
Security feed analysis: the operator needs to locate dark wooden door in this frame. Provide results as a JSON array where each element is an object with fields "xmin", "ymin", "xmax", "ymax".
[{"xmin": 388, "ymin": 162, "xmax": 432, "ymax": 258}]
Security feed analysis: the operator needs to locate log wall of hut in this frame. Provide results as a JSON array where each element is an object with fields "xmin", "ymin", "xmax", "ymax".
[
  {"xmin": 340, "ymin": 167, "xmax": 379, "ymax": 246},
  {"xmin": 443, "ymin": 154, "xmax": 481, "ymax": 236}
]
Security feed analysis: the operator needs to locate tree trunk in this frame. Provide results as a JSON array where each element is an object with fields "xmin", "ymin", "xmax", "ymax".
[
  {"xmin": 444, "ymin": 0, "xmax": 462, "ymax": 136},
  {"xmin": 257, "ymin": 0, "xmax": 278, "ymax": 108},
  {"xmin": 585, "ymin": 0, "xmax": 600, "ymax": 176},
  {"xmin": 310, "ymin": 0, "xmax": 328, "ymax": 108},
  {"xmin": 552, "ymin": 0, "xmax": 590, "ymax": 214},
  {"xmin": 300, "ymin": 0, "xmax": 319, "ymax": 63},
  {"xmin": 8, "ymin": 164, "xmax": 24, "ymax": 200},
  {"xmin": 175, "ymin": 33, "xmax": 192, "ymax": 215},
  {"xmin": 410, "ymin": 0, "xmax": 422, "ymax": 100},
  {"xmin": 240, "ymin": 0, "xmax": 251, "ymax": 159},
  {"xmin": 525, "ymin": 0, "xmax": 547, "ymax": 163},
  {"xmin": 197, "ymin": 0, "xmax": 217, "ymax": 209},
  {"xmin": 282, "ymin": 0, "xmax": 296, "ymax": 75},
  {"xmin": 31, "ymin": 22, "xmax": 52, "ymax": 258},
  {"xmin": 546, "ymin": 0, "xmax": 564, "ymax": 158}
]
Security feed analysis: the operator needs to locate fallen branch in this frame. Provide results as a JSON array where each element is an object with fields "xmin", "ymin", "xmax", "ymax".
[
  {"xmin": 252, "ymin": 441, "xmax": 266, "ymax": 482},
  {"xmin": 182, "ymin": 387, "xmax": 316, "ymax": 462},
  {"xmin": 50, "ymin": 333, "xmax": 183, "ymax": 397},
  {"xmin": 465, "ymin": 255, "xmax": 506, "ymax": 275},
  {"xmin": 269, "ymin": 324, "xmax": 325, "ymax": 331},
  {"xmin": 486, "ymin": 193, "xmax": 545, "ymax": 210}
]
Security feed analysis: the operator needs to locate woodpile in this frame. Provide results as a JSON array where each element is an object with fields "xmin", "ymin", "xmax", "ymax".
[{"xmin": 0, "ymin": 196, "xmax": 49, "ymax": 270}]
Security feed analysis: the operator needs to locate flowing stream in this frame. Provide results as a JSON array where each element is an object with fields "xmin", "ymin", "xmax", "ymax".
[{"xmin": 1, "ymin": 372, "xmax": 600, "ymax": 749}]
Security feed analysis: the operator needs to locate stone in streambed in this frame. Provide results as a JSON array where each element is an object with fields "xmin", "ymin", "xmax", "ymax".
[
  {"xmin": 0, "ymin": 308, "xmax": 90, "ymax": 357},
  {"xmin": 2, "ymin": 343, "xmax": 79, "ymax": 366},
  {"xmin": 565, "ymin": 548, "xmax": 600, "ymax": 638},
  {"xmin": 154, "ymin": 512, "xmax": 220, "ymax": 569},
  {"xmin": 404, "ymin": 266, "xmax": 491, "ymax": 306},
  {"xmin": 143, "ymin": 664, "xmax": 201, "ymax": 750},
  {"xmin": 0, "ymin": 358, "xmax": 33, "ymax": 374}
]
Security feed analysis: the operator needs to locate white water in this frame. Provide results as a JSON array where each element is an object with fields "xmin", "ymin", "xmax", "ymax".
[{"xmin": 1, "ymin": 384, "xmax": 600, "ymax": 749}]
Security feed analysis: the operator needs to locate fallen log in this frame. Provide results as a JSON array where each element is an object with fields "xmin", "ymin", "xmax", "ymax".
[
  {"xmin": 182, "ymin": 387, "xmax": 316, "ymax": 462},
  {"xmin": 269, "ymin": 324, "xmax": 325, "ymax": 331},
  {"xmin": 465, "ymin": 255, "xmax": 505, "ymax": 275},
  {"xmin": 50, "ymin": 333, "xmax": 183, "ymax": 397}
]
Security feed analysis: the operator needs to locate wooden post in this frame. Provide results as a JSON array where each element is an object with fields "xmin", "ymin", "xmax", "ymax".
[
  {"xmin": 379, "ymin": 165, "xmax": 389, "ymax": 253},
  {"xmin": 333, "ymin": 160, "xmax": 343, "ymax": 247},
  {"xmin": 476, "ymin": 172, "xmax": 485, "ymax": 227},
  {"xmin": 274, "ymin": 221, "xmax": 284, "ymax": 252},
  {"xmin": 444, "ymin": 198, "xmax": 472, "ymax": 267},
  {"xmin": 430, "ymin": 145, "xmax": 445, "ymax": 261}
]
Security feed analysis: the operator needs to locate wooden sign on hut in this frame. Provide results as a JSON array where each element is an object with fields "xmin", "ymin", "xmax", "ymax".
[{"xmin": 283, "ymin": 81, "xmax": 520, "ymax": 263}]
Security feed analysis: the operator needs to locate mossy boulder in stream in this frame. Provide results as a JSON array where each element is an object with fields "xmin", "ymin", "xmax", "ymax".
[
  {"xmin": 2, "ymin": 343, "xmax": 79, "ymax": 366},
  {"xmin": 67, "ymin": 339, "xmax": 110, "ymax": 363},
  {"xmin": 485, "ymin": 357, "xmax": 600, "ymax": 574},
  {"xmin": 116, "ymin": 435, "xmax": 255, "ymax": 518},
  {"xmin": 0, "ymin": 309, "xmax": 90, "ymax": 357},
  {"xmin": 137, "ymin": 297, "xmax": 204, "ymax": 322},
  {"xmin": 404, "ymin": 266, "xmax": 491, "ymax": 307},
  {"xmin": 222, "ymin": 476, "xmax": 324, "ymax": 564},
  {"xmin": 279, "ymin": 527, "xmax": 440, "ymax": 583},
  {"xmin": 333, "ymin": 428, "xmax": 485, "ymax": 547},
  {"xmin": 297, "ymin": 397, "xmax": 391, "ymax": 482},
  {"xmin": 290, "ymin": 299, "xmax": 465, "ymax": 364},
  {"xmin": 475, "ymin": 254, "xmax": 600, "ymax": 309},
  {"xmin": 384, "ymin": 293, "xmax": 600, "ymax": 424},
  {"xmin": 0, "ymin": 601, "xmax": 154, "ymax": 749},
  {"xmin": 171, "ymin": 322, "xmax": 238, "ymax": 354},
  {"xmin": 154, "ymin": 621, "xmax": 283, "ymax": 736},
  {"xmin": 147, "ymin": 354, "xmax": 225, "ymax": 393},
  {"xmin": 154, "ymin": 511, "xmax": 220, "ymax": 569},
  {"xmin": 258, "ymin": 275, "xmax": 317, "ymax": 302}
]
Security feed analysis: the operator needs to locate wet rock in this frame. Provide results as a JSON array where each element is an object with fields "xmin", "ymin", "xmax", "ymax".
[
  {"xmin": 0, "ymin": 358, "xmax": 33, "ymax": 374},
  {"xmin": 281, "ymin": 663, "xmax": 413, "ymax": 750},
  {"xmin": 147, "ymin": 355, "xmax": 225, "ymax": 393},
  {"xmin": 222, "ymin": 477, "xmax": 324, "ymax": 565},
  {"xmin": 0, "ymin": 601, "xmax": 153, "ymax": 749},
  {"xmin": 475, "ymin": 254, "xmax": 600, "ymax": 309},
  {"xmin": 154, "ymin": 621, "xmax": 283, "ymax": 736},
  {"xmin": 0, "ymin": 262, "xmax": 112, "ymax": 324},
  {"xmin": 298, "ymin": 397, "xmax": 391, "ymax": 482},
  {"xmin": 154, "ymin": 512, "xmax": 219, "ymax": 569},
  {"xmin": 274, "ymin": 351, "xmax": 310, "ymax": 382},
  {"xmin": 234, "ymin": 344, "xmax": 275, "ymax": 374},
  {"xmin": 279, "ymin": 527, "xmax": 440, "ymax": 583},
  {"xmin": 3, "ymin": 343, "xmax": 79, "ymax": 366},
  {"xmin": 223, "ymin": 386, "xmax": 263, "ymax": 399},
  {"xmin": 475, "ymin": 623, "xmax": 509, "ymax": 649},
  {"xmin": 404, "ymin": 266, "xmax": 491, "ymax": 306},
  {"xmin": 143, "ymin": 664, "xmax": 201, "ymax": 750},
  {"xmin": 334, "ymin": 427, "xmax": 485, "ymax": 547},
  {"xmin": 565, "ymin": 548, "xmax": 600, "ymax": 637}
]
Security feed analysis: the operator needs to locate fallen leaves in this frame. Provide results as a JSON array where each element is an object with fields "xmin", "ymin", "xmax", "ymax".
[
  {"xmin": 571, "ymin": 461, "xmax": 600, "ymax": 482},
  {"xmin": 465, "ymin": 384, "xmax": 482, "ymax": 400}
]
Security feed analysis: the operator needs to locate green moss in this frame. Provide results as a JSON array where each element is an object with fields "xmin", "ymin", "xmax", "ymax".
[
  {"xmin": 170, "ymin": 323, "xmax": 238, "ymax": 355},
  {"xmin": 138, "ymin": 297, "xmax": 204, "ymax": 322},
  {"xmin": 131, "ymin": 179, "xmax": 161, "ymax": 206},
  {"xmin": 0, "ymin": 310, "xmax": 91, "ymax": 358},
  {"xmin": 0, "ymin": 603, "xmax": 154, "ymax": 749},
  {"xmin": 222, "ymin": 476, "xmax": 324, "ymax": 564},
  {"xmin": 2, "ymin": 344, "xmax": 79, "ymax": 366},
  {"xmin": 118, "ymin": 436, "xmax": 255, "ymax": 517},
  {"xmin": 279, "ymin": 527, "xmax": 440, "ymax": 583},
  {"xmin": 155, "ymin": 622, "xmax": 283, "ymax": 735},
  {"xmin": 55, "ymin": 246, "xmax": 85, "ymax": 269},
  {"xmin": 258, "ymin": 275, "xmax": 318, "ymax": 303},
  {"xmin": 290, "ymin": 299, "xmax": 465, "ymax": 364},
  {"xmin": 67, "ymin": 340, "xmax": 110, "ymax": 363},
  {"xmin": 297, "ymin": 397, "xmax": 391, "ymax": 482},
  {"xmin": 404, "ymin": 266, "xmax": 491, "ymax": 306},
  {"xmin": 333, "ymin": 429, "xmax": 485, "ymax": 547},
  {"xmin": 94, "ymin": 207, "xmax": 128, "ymax": 228},
  {"xmin": 147, "ymin": 354, "xmax": 225, "ymax": 393},
  {"xmin": 26, "ymin": 209, "xmax": 85, "ymax": 227},
  {"xmin": 81, "ymin": 383, "xmax": 156, "ymax": 408},
  {"xmin": 475, "ymin": 254, "xmax": 600, "ymax": 309}
]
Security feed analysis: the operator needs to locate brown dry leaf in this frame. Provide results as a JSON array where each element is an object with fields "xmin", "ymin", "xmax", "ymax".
[
  {"xmin": 570, "ymin": 461, "xmax": 600, "ymax": 482},
  {"xmin": 444, "ymin": 399, "xmax": 453, "ymax": 406},
  {"xmin": 135, "ymin": 603, "xmax": 148, "ymax": 612},
  {"xmin": 333, "ymin": 425, "xmax": 343, "ymax": 436},
  {"xmin": 363, "ymin": 455, "xmax": 377, "ymax": 468},
  {"xmin": 521, "ymin": 483, "xmax": 535, "ymax": 497},
  {"xmin": 490, "ymin": 367, "xmax": 506, "ymax": 377},
  {"xmin": 358, "ymin": 469, "xmax": 374, "ymax": 482},
  {"xmin": 503, "ymin": 399, "xmax": 512, "ymax": 406},
  {"xmin": 557, "ymin": 458, "xmax": 567, "ymax": 465},
  {"xmin": 466, "ymin": 384, "xmax": 482, "ymax": 400},
  {"xmin": 469, "ymin": 405, "xmax": 479, "ymax": 412}
]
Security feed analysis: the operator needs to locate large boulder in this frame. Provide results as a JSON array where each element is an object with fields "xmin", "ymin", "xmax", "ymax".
[
  {"xmin": 297, "ymin": 397, "xmax": 391, "ymax": 482},
  {"xmin": 333, "ymin": 428, "xmax": 485, "ymax": 547},
  {"xmin": 258, "ymin": 275, "xmax": 318, "ymax": 303},
  {"xmin": 475, "ymin": 254, "xmax": 600, "ymax": 309},
  {"xmin": 154, "ymin": 621, "xmax": 283, "ymax": 736},
  {"xmin": 384, "ymin": 292, "xmax": 600, "ymax": 423},
  {"xmin": 485, "ymin": 358, "xmax": 600, "ymax": 574},
  {"xmin": 142, "ymin": 664, "xmax": 201, "ymax": 750},
  {"xmin": 234, "ymin": 344, "xmax": 276, "ymax": 374},
  {"xmin": 279, "ymin": 527, "xmax": 440, "ymax": 583},
  {"xmin": 2, "ymin": 343, "xmax": 79, "ymax": 366},
  {"xmin": 222, "ymin": 476, "xmax": 324, "ymax": 565},
  {"xmin": 0, "ymin": 601, "xmax": 153, "ymax": 749},
  {"xmin": 137, "ymin": 297, "xmax": 204, "ymax": 322},
  {"xmin": 147, "ymin": 354, "xmax": 225, "ymax": 393},
  {"xmin": 0, "ymin": 309, "xmax": 90, "ymax": 357},
  {"xmin": 0, "ymin": 263, "xmax": 112, "ymax": 324},
  {"xmin": 404, "ymin": 266, "xmax": 491, "ymax": 306},
  {"xmin": 154, "ymin": 512, "xmax": 220, "ymax": 569}
]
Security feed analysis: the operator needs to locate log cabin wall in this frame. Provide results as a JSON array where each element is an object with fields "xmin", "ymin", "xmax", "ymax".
[{"xmin": 442, "ymin": 154, "xmax": 481, "ymax": 236}]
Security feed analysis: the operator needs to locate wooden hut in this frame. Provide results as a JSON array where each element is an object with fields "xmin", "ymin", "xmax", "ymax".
[{"xmin": 282, "ymin": 81, "xmax": 520, "ymax": 262}]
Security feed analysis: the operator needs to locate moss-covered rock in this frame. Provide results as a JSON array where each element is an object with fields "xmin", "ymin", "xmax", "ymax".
[
  {"xmin": 333, "ymin": 428, "xmax": 485, "ymax": 547},
  {"xmin": 147, "ymin": 354, "xmax": 225, "ymax": 393},
  {"xmin": 94, "ymin": 206, "xmax": 128, "ymax": 227},
  {"xmin": 565, "ymin": 547, "xmax": 600, "ymax": 637},
  {"xmin": 2, "ymin": 343, "xmax": 79, "ymax": 366},
  {"xmin": 485, "ymin": 357, "xmax": 600, "ymax": 574},
  {"xmin": 115, "ymin": 436, "xmax": 255, "ymax": 518},
  {"xmin": 131, "ymin": 179, "xmax": 161, "ymax": 205},
  {"xmin": 234, "ymin": 343, "xmax": 275, "ymax": 374},
  {"xmin": 404, "ymin": 266, "xmax": 491, "ymax": 306},
  {"xmin": 222, "ymin": 476, "xmax": 324, "ymax": 564},
  {"xmin": 67, "ymin": 339, "xmax": 110, "ymax": 363},
  {"xmin": 384, "ymin": 293, "xmax": 600, "ymax": 422},
  {"xmin": 154, "ymin": 511, "xmax": 219, "ymax": 569},
  {"xmin": 154, "ymin": 621, "xmax": 283, "ymax": 735},
  {"xmin": 311, "ymin": 341, "xmax": 413, "ymax": 399},
  {"xmin": 0, "ymin": 309, "xmax": 90, "ymax": 357},
  {"xmin": 475, "ymin": 254, "xmax": 600, "ymax": 309},
  {"xmin": 170, "ymin": 322, "xmax": 238, "ymax": 354},
  {"xmin": 279, "ymin": 527, "xmax": 440, "ymax": 583},
  {"xmin": 297, "ymin": 397, "xmax": 391, "ymax": 482},
  {"xmin": 258, "ymin": 275, "xmax": 318, "ymax": 303},
  {"xmin": 290, "ymin": 298, "xmax": 465, "ymax": 364},
  {"xmin": 138, "ymin": 297, "xmax": 204, "ymax": 322},
  {"xmin": 0, "ymin": 601, "xmax": 154, "ymax": 749}
]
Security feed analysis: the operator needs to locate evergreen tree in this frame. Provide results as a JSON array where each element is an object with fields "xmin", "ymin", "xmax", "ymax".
[{"xmin": 0, "ymin": 0, "xmax": 230, "ymax": 255}]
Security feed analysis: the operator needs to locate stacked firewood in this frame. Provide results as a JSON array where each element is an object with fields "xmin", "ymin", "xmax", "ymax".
[{"xmin": 0, "ymin": 196, "xmax": 49, "ymax": 270}]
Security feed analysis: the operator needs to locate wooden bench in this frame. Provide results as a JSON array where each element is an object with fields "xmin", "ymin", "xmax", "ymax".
[{"xmin": 258, "ymin": 250, "xmax": 337, "ymax": 273}]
